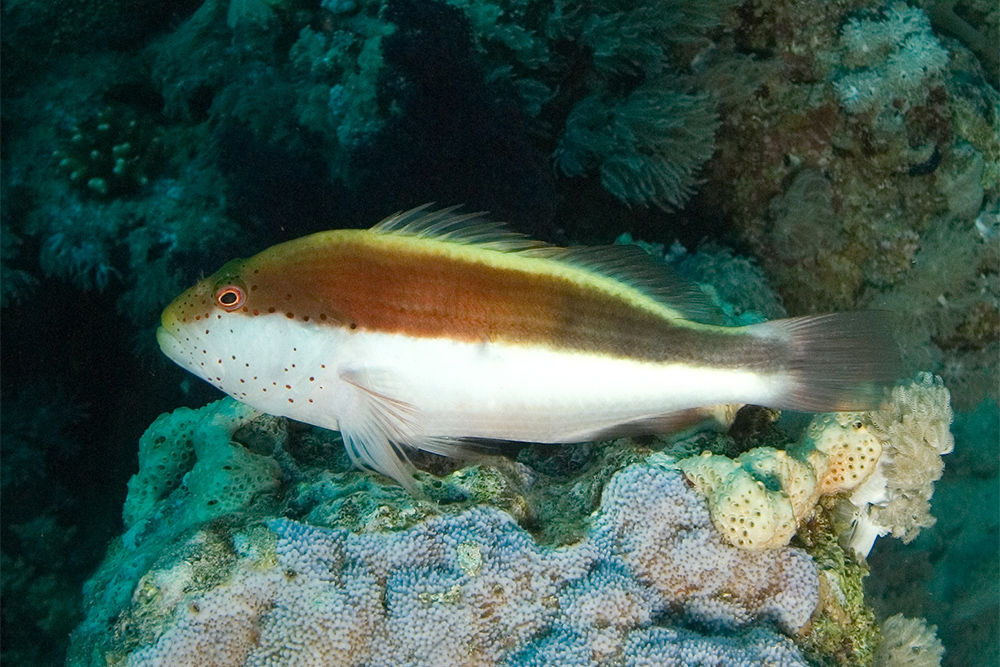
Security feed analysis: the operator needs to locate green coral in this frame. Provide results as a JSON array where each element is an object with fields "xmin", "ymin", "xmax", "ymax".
[
  {"xmin": 123, "ymin": 399, "xmax": 284, "ymax": 528},
  {"xmin": 123, "ymin": 410, "xmax": 198, "ymax": 528},
  {"xmin": 288, "ymin": 469, "xmax": 437, "ymax": 532},
  {"xmin": 796, "ymin": 501, "xmax": 882, "ymax": 667},
  {"xmin": 52, "ymin": 103, "xmax": 163, "ymax": 198},
  {"xmin": 186, "ymin": 436, "xmax": 282, "ymax": 522}
]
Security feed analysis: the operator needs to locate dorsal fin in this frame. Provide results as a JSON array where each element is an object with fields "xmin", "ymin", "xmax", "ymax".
[
  {"xmin": 371, "ymin": 204, "xmax": 548, "ymax": 253},
  {"xmin": 370, "ymin": 205, "xmax": 715, "ymax": 322},
  {"xmin": 523, "ymin": 244, "xmax": 716, "ymax": 323}
]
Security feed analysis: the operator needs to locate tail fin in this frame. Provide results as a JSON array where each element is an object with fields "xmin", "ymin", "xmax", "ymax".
[{"xmin": 748, "ymin": 312, "xmax": 901, "ymax": 412}]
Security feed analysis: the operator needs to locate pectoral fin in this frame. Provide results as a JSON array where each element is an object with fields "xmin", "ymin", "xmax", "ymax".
[
  {"xmin": 337, "ymin": 366, "xmax": 477, "ymax": 492},
  {"xmin": 338, "ymin": 366, "xmax": 423, "ymax": 493}
]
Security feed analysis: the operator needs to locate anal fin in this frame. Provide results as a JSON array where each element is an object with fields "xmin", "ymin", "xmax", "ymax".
[{"xmin": 563, "ymin": 406, "xmax": 741, "ymax": 442}]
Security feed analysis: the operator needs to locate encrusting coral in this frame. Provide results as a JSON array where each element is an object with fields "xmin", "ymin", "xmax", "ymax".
[
  {"xmin": 75, "ymin": 451, "xmax": 820, "ymax": 666},
  {"xmin": 124, "ymin": 399, "xmax": 282, "ymax": 528}
]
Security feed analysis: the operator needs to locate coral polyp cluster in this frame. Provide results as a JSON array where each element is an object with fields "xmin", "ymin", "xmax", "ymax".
[{"xmin": 52, "ymin": 103, "xmax": 163, "ymax": 198}]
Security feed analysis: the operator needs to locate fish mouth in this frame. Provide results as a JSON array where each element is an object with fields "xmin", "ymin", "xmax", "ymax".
[
  {"xmin": 156, "ymin": 323, "xmax": 225, "ymax": 386},
  {"xmin": 156, "ymin": 324, "xmax": 202, "ymax": 377},
  {"xmin": 156, "ymin": 325, "xmax": 184, "ymax": 365}
]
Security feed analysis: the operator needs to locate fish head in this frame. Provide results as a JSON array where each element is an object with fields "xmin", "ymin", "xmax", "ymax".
[
  {"xmin": 156, "ymin": 235, "xmax": 360, "ymax": 417},
  {"xmin": 157, "ymin": 258, "xmax": 257, "ymax": 389}
]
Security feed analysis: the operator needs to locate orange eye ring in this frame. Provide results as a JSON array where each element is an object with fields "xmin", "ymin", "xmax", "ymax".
[{"xmin": 215, "ymin": 285, "xmax": 246, "ymax": 311}]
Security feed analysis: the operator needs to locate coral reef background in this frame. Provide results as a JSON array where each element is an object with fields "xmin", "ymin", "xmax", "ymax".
[{"xmin": 1, "ymin": 0, "xmax": 996, "ymax": 665}]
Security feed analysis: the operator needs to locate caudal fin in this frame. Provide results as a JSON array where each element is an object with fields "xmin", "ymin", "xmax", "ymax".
[{"xmin": 749, "ymin": 312, "xmax": 900, "ymax": 412}]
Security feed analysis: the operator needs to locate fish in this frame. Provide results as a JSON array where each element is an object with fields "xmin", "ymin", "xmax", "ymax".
[{"xmin": 157, "ymin": 207, "xmax": 898, "ymax": 491}]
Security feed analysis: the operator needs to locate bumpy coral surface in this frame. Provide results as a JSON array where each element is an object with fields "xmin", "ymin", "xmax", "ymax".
[
  {"xmin": 679, "ymin": 449, "xmax": 804, "ymax": 550},
  {"xmin": 123, "ymin": 408, "xmax": 200, "ymax": 527},
  {"xmin": 679, "ymin": 374, "xmax": 954, "ymax": 558},
  {"xmin": 124, "ymin": 399, "xmax": 282, "ymax": 527},
  {"xmin": 797, "ymin": 412, "xmax": 884, "ymax": 498},
  {"xmin": 71, "ymin": 453, "xmax": 820, "ymax": 666},
  {"xmin": 679, "ymin": 412, "xmax": 886, "ymax": 551}
]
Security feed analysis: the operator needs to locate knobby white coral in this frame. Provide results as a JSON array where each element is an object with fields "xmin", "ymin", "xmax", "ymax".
[
  {"xmin": 679, "ymin": 374, "xmax": 954, "ymax": 557},
  {"xmin": 680, "ymin": 413, "xmax": 886, "ymax": 551}
]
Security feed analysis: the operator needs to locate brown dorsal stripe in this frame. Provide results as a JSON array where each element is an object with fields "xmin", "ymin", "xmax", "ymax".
[{"xmin": 238, "ymin": 232, "xmax": 783, "ymax": 370}]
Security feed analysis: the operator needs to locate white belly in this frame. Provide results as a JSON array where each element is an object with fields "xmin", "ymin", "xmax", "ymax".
[
  {"xmin": 305, "ymin": 330, "xmax": 784, "ymax": 444},
  {"xmin": 163, "ymin": 316, "xmax": 786, "ymax": 490}
]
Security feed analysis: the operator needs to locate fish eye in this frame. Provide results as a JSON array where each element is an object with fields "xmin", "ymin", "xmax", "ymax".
[{"xmin": 215, "ymin": 285, "xmax": 246, "ymax": 311}]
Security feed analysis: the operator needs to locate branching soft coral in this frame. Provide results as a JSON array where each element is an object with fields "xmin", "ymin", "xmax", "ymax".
[
  {"xmin": 548, "ymin": 0, "xmax": 735, "ymax": 208},
  {"xmin": 874, "ymin": 614, "xmax": 944, "ymax": 667},
  {"xmin": 556, "ymin": 80, "xmax": 719, "ymax": 209},
  {"xmin": 863, "ymin": 373, "xmax": 954, "ymax": 544}
]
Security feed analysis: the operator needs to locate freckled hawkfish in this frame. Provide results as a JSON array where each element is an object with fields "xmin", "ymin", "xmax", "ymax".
[{"xmin": 157, "ymin": 207, "xmax": 897, "ymax": 491}]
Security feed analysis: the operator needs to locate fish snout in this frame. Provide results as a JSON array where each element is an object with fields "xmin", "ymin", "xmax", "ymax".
[{"xmin": 156, "ymin": 324, "xmax": 188, "ymax": 369}]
